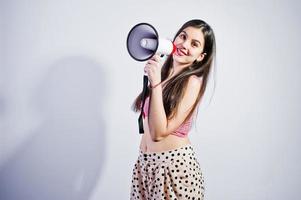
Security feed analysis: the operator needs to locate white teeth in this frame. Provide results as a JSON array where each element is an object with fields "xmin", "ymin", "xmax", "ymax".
[{"xmin": 177, "ymin": 49, "xmax": 186, "ymax": 56}]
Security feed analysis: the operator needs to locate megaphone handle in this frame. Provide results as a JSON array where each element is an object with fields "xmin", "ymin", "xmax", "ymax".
[{"xmin": 138, "ymin": 75, "xmax": 149, "ymax": 134}]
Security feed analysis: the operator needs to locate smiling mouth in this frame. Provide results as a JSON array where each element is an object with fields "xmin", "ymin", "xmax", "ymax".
[{"xmin": 176, "ymin": 48, "xmax": 187, "ymax": 56}]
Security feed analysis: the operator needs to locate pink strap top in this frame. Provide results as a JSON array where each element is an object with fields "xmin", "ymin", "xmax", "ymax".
[{"xmin": 142, "ymin": 97, "xmax": 194, "ymax": 137}]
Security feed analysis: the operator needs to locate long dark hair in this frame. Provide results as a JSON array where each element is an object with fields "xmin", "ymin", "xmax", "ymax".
[{"xmin": 132, "ymin": 19, "xmax": 216, "ymax": 123}]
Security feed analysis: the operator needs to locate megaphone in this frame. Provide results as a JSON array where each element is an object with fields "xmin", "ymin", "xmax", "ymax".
[
  {"xmin": 127, "ymin": 23, "xmax": 176, "ymax": 134},
  {"xmin": 126, "ymin": 23, "xmax": 176, "ymax": 61}
]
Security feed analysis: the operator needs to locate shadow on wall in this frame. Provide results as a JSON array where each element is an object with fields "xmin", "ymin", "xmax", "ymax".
[{"xmin": 0, "ymin": 56, "xmax": 107, "ymax": 200}]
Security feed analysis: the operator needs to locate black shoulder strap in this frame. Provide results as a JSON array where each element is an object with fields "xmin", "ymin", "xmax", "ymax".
[{"xmin": 138, "ymin": 75, "xmax": 149, "ymax": 134}]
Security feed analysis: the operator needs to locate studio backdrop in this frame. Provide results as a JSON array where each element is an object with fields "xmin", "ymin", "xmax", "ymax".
[{"xmin": 1, "ymin": 0, "xmax": 301, "ymax": 199}]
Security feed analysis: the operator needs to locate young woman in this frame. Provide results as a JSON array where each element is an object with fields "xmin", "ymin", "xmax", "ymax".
[{"xmin": 130, "ymin": 19, "xmax": 216, "ymax": 200}]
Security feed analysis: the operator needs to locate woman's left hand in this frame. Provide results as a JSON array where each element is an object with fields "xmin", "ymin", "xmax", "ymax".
[{"xmin": 144, "ymin": 54, "xmax": 163, "ymax": 87}]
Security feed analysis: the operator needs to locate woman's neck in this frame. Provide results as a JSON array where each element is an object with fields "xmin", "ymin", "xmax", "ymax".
[
  {"xmin": 161, "ymin": 63, "xmax": 189, "ymax": 88},
  {"xmin": 170, "ymin": 63, "xmax": 190, "ymax": 77}
]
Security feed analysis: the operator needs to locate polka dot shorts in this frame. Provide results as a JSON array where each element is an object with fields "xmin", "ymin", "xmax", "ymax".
[{"xmin": 130, "ymin": 145, "xmax": 205, "ymax": 200}]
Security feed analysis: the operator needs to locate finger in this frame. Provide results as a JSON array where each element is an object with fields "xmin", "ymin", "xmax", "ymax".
[
  {"xmin": 151, "ymin": 54, "xmax": 160, "ymax": 62},
  {"xmin": 147, "ymin": 59, "xmax": 159, "ymax": 65},
  {"xmin": 144, "ymin": 65, "xmax": 148, "ymax": 73}
]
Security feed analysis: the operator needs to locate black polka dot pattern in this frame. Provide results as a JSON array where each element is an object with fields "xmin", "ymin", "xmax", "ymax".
[{"xmin": 130, "ymin": 145, "xmax": 205, "ymax": 200}]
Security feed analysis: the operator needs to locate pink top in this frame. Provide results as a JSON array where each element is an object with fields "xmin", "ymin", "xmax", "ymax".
[{"xmin": 142, "ymin": 96, "xmax": 194, "ymax": 137}]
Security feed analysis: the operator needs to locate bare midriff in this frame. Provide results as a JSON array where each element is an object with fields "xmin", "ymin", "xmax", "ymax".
[{"xmin": 139, "ymin": 116, "xmax": 191, "ymax": 153}]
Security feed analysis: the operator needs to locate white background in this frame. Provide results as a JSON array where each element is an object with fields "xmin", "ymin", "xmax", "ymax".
[{"xmin": 1, "ymin": 0, "xmax": 300, "ymax": 199}]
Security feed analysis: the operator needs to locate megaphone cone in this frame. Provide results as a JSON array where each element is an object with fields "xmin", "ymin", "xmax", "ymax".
[{"xmin": 127, "ymin": 23, "xmax": 176, "ymax": 61}]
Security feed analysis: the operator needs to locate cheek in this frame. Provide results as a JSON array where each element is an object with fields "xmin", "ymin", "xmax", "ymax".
[
  {"xmin": 192, "ymin": 49, "xmax": 203, "ymax": 58},
  {"xmin": 173, "ymin": 38, "xmax": 182, "ymax": 45}
]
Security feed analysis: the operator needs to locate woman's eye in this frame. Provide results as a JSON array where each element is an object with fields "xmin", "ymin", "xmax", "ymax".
[
  {"xmin": 179, "ymin": 34, "xmax": 186, "ymax": 39},
  {"xmin": 192, "ymin": 42, "xmax": 198, "ymax": 47}
]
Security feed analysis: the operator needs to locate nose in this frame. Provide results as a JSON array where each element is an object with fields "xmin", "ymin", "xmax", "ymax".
[{"xmin": 181, "ymin": 39, "xmax": 190, "ymax": 49}]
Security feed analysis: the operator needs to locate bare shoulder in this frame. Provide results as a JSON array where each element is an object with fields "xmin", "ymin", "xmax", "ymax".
[
  {"xmin": 187, "ymin": 75, "xmax": 203, "ymax": 91},
  {"xmin": 179, "ymin": 75, "xmax": 203, "ymax": 105}
]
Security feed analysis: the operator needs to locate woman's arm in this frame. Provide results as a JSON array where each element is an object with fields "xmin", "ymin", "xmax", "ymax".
[{"xmin": 148, "ymin": 75, "xmax": 202, "ymax": 141}]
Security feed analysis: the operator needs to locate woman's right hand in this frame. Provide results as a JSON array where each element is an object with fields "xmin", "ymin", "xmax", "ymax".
[{"xmin": 144, "ymin": 54, "xmax": 163, "ymax": 87}]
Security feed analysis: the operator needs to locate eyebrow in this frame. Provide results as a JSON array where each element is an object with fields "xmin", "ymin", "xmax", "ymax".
[{"xmin": 181, "ymin": 30, "xmax": 202, "ymax": 45}]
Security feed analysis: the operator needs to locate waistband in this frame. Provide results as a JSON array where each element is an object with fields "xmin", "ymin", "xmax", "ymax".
[{"xmin": 138, "ymin": 144, "xmax": 195, "ymax": 165}]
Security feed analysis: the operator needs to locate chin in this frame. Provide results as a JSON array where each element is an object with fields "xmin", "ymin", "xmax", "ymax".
[
  {"xmin": 173, "ymin": 55, "xmax": 192, "ymax": 65},
  {"xmin": 173, "ymin": 55, "xmax": 185, "ymax": 62}
]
